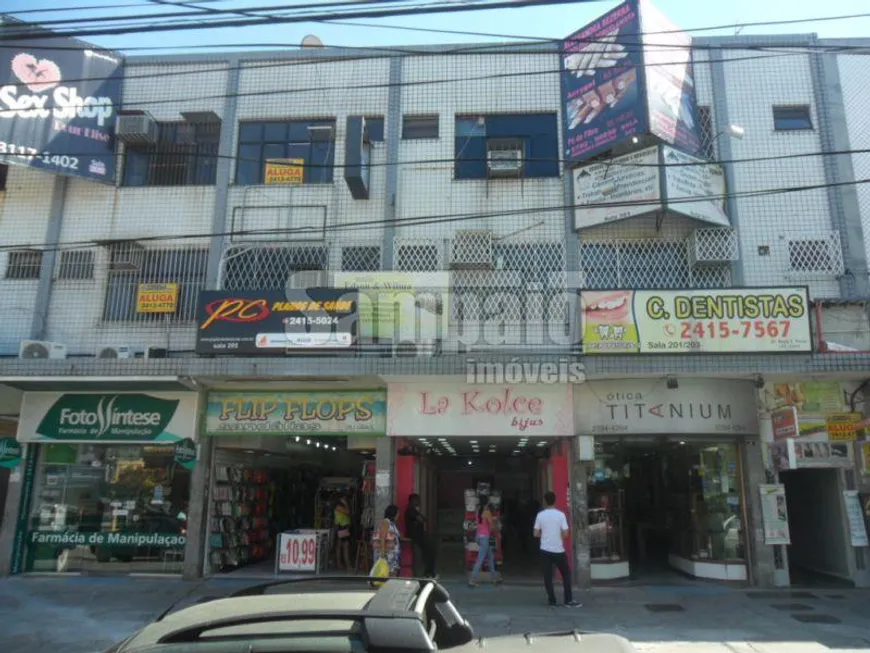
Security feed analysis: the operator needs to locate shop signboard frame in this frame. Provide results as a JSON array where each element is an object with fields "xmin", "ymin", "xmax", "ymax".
[
  {"xmin": 768, "ymin": 438, "xmax": 854, "ymax": 472},
  {"xmin": 204, "ymin": 391, "xmax": 387, "ymax": 437},
  {"xmin": 0, "ymin": 32, "xmax": 124, "ymax": 184},
  {"xmin": 579, "ymin": 286, "xmax": 812, "ymax": 354},
  {"xmin": 386, "ymin": 383, "xmax": 573, "ymax": 438},
  {"xmin": 194, "ymin": 289, "xmax": 359, "ymax": 356},
  {"xmin": 759, "ymin": 484, "xmax": 790, "ymax": 545}
]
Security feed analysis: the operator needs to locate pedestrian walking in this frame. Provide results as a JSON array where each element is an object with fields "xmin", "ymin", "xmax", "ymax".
[
  {"xmin": 469, "ymin": 495, "xmax": 502, "ymax": 587},
  {"xmin": 534, "ymin": 491, "xmax": 581, "ymax": 607}
]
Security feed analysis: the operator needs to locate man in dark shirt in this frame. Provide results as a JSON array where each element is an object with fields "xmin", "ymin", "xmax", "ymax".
[{"xmin": 405, "ymin": 493, "xmax": 437, "ymax": 578}]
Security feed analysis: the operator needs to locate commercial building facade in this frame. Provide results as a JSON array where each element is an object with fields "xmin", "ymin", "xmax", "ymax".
[{"xmin": 0, "ymin": 3, "xmax": 869, "ymax": 586}]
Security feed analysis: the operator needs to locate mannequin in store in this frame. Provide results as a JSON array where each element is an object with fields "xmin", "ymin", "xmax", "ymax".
[
  {"xmin": 372, "ymin": 505, "xmax": 402, "ymax": 576},
  {"xmin": 468, "ymin": 495, "xmax": 502, "ymax": 587},
  {"xmin": 334, "ymin": 489, "xmax": 353, "ymax": 572}
]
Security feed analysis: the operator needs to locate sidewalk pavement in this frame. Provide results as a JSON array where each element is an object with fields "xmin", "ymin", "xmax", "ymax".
[{"xmin": 1, "ymin": 575, "xmax": 869, "ymax": 653}]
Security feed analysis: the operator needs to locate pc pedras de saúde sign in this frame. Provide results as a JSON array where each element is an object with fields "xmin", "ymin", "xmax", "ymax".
[{"xmin": 579, "ymin": 287, "xmax": 812, "ymax": 354}]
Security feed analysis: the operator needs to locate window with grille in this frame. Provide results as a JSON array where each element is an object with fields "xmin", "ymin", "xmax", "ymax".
[
  {"xmin": 455, "ymin": 114, "xmax": 560, "ymax": 179},
  {"xmin": 341, "ymin": 246, "xmax": 381, "ymax": 271},
  {"xmin": 396, "ymin": 244, "xmax": 440, "ymax": 271},
  {"xmin": 5, "ymin": 250, "xmax": 42, "ymax": 280},
  {"xmin": 123, "ymin": 121, "xmax": 219, "ymax": 187},
  {"xmin": 236, "ymin": 120, "xmax": 336, "ymax": 185},
  {"xmin": 788, "ymin": 239, "xmax": 836, "ymax": 272},
  {"xmin": 402, "ymin": 115, "xmax": 439, "ymax": 140},
  {"xmin": 454, "ymin": 242, "xmax": 566, "ymax": 323},
  {"xmin": 57, "ymin": 250, "xmax": 95, "ymax": 280},
  {"xmin": 364, "ymin": 116, "xmax": 385, "ymax": 142},
  {"xmin": 580, "ymin": 241, "xmax": 691, "ymax": 289},
  {"xmin": 102, "ymin": 248, "xmax": 208, "ymax": 322},
  {"xmin": 698, "ymin": 106, "xmax": 716, "ymax": 160},
  {"xmin": 222, "ymin": 246, "xmax": 328, "ymax": 291},
  {"xmin": 773, "ymin": 106, "xmax": 813, "ymax": 131}
]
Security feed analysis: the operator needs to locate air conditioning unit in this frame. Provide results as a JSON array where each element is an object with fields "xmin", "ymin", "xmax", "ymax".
[
  {"xmin": 19, "ymin": 340, "xmax": 67, "ymax": 360},
  {"xmin": 107, "ymin": 242, "xmax": 145, "ymax": 271},
  {"xmin": 96, "ymin": 345, "xmax": 133, "ymax": 359},
  {"xmin": 172, "ymin": 123, "xmax": 197, "ymax": 145},
  {"xmin": 116, "ymin": 113, "xmax": 158, "ymax": 144},
  {"xmin": 487, "ymin": 148, "xmax": 523, "ymax": 177},
  {"xmin": 687, "ymin": 229, "xmax": 739, "ymax": 267},
  {"xmin": 285, "ymin": 269, "xmax": 330, "ymax": 291},
  {"xmin": 451, "ymin": 230, "xmax": 493, "ymax": 270},
  {"xmin": 145, "ymin": 346, "xmax": 169, "ymax": 359}
]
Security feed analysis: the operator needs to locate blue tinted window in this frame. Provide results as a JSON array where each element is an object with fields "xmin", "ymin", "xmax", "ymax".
[
  {"xmin": 235, "ymin": 120, "xmax": 336, "ymax": 185},
  {"xmin": 454, "ymin": 113, "xmax": 559, "ymax": 180}
]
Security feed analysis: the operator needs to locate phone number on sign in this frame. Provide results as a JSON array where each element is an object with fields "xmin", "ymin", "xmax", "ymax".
[
  {"xmin": 673, "ymin": 320, "xmax": 792, "ymax": 340},
  {"xmin": 0, "ymin": 141, "xmax": 79, "ymax": 171}
]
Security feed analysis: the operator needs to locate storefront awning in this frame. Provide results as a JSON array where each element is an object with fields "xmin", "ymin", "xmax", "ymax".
[{"xmin": 0, "ymin": 376, "xmax": 193, "ymax": 392}]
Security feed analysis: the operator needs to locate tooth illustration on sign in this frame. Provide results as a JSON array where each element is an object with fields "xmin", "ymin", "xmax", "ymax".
[{"xmin": 597, "ymin": 325, "xmax": 611, "ymax": 339}]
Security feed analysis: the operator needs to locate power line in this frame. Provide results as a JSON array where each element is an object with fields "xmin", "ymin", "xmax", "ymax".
[
  {"xmin": 0, "ymin": 0, "xmax": 589, "ymax": 39},
  {"xmin": 2, "ymin": 174, "xmax": 867, "ymax": 253},
  {"xmin": 4, "ymin": 0, "xmax": 230, "ymax": 15}
]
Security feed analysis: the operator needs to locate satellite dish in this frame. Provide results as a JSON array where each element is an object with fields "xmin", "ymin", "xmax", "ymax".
[{"xmin": 301, "ymin": 34, "xmax": 324, "ymax": 48}]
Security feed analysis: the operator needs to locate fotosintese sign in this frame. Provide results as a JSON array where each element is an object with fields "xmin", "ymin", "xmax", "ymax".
[{"xmin": 0, "ymin": 34, "xmax": 123, "ymax": 183}]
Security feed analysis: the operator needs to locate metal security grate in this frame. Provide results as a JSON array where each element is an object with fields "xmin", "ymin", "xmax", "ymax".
[
  {"xmin": 687, "ymin": 228, "xmax": 739, "ymax": 266},
  {"xmin": 784, "ymin": 231, "xmax": 845, "ymax": 276},
  {"xmin": 4, "ymin": 250, "xmax": 42, "ymax": 280},
  {"xmin": 57, "ymin": 250, "xmax": 95, "ymax": 280},
  {"xmin": 395, "ymin": 240, "xmax": 444, "ymax": 272},
  {"xmin": 220, "ymin": 244, "xmax": 329, "ymax": 291},
  {"xmin": 102, "ymin": 247, "xmax": 208, "ymax": 322},
  {"xmin": 698, "ymin": 105, "xmax": 717, "ymax": 160},
  {"xmin": 579, "ymin": 238, "xmax": 731, "ymax": 289}
]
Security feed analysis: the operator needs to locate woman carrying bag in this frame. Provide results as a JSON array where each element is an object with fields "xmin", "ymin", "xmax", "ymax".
[
  {"xmin": 370, "ymin": 505, "xmax": 401, "ymax": 583},
  {"xmin": 469, "ymin": 495, "xmax": 502, "ymax": 587}
]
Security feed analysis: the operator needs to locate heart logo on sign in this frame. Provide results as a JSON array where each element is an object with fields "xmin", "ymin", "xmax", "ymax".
[{"xmin": 11, "ymin": 53, "xmax": 62, "ymax": 93}]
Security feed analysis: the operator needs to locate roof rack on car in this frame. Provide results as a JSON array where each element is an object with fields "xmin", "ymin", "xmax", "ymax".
[
  {"xmin": 155, "ymin": 578, "xmax": 453, "ymax": 651},
  {"xmin": 227, "ymin": 574, "xmax": 449, "ymax": 600}
]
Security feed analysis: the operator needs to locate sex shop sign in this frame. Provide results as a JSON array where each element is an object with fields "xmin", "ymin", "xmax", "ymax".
[{"xmin": 386, "ymin": 383, "xmax": 573, "ymax": 437}]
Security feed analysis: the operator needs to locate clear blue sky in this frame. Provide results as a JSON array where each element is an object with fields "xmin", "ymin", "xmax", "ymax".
[{"xmin": 3, "ymin": 0, "xmax": 868, "ymax": 53}]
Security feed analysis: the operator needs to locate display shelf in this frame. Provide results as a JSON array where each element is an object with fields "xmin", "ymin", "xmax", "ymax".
[{"xmin": 210, "ymin": 465, "xmax": 274, "ymax": 572}]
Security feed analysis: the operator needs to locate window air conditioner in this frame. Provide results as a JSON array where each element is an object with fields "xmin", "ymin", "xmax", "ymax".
[
  {"xmin": 96, "ymin": 345, "xmax": 134, "ymax": 359},
  {"xmin": 19, "ymin": 340, "xmax": 67, "ymax": 360},
  {"xmin": 116, "ymin": 113, "xmax": 158, "ymax": 145},
  {"xmin": 451, "ymin": 230, "xmax": 494, "ymax": 270},
  {"xmin": 487, "ymin": 148, "xmax": 523, "ymax": 177},
  {"xmin": 107, "ymin": 242, "xmax": 145, "ymax": 271}
]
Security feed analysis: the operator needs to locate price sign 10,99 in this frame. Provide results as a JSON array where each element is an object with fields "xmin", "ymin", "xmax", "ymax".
[{"xmin": 278, "ymin": 533, "xmax": 318, "ymax": 572}]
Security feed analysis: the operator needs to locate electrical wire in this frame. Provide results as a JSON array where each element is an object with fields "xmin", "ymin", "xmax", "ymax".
[
  {"xmin": 1, "ymin": 174, "xmax": 868, "ymax": 253},
  {"xmin": 6, "ymin": 0, "xmax": 231, "ymax": 15}
]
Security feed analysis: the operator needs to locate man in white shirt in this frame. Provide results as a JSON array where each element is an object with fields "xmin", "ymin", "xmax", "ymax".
[{"xmin": 533, "ymin": 491, "xmax": 581, "ymax": 607}]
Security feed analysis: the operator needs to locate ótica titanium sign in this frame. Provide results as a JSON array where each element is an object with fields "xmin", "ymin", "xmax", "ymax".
[
  {"xmin": 0, "ymin": 30, "xmax": 123, "ymax": 183},
  {"xmin": 17, "ymin": 392, "xmax": 197, "ymax": 444}
]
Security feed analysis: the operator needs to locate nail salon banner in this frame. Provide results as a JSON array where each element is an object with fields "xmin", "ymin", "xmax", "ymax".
[
  {"xmin": 561, "ymin": 0, "xmax": 646, "ymax": 165},
  {"xmin": 579, "ymin": 287, "xmax": 812, "ymax": 354},
  {"xmin": 0, "ymin": 31, "xmax": 123, "ymax": 183}
]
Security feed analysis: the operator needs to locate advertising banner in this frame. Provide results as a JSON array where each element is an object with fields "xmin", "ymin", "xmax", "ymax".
[
  {"xmin": 0, "ymin": 436, "xmax": 23, "ymax": 468},
  {"xmin": 387, "ymin": 383, "xmax": 573, "ymax": 437},
  {"xmin": 843, "ymin": 491, "xmax": 869, "ymax": 547},
  {"xmin": 195, "ymin": 289, "xmax": 358, "ymax": 355},
  {"xmin": 579, "ymin": 287, "xmax": 812, "ymax": 354},
  {"xmin": 561, "ymin": 1, "xmax": 646, "ymax": 165},
  {"xmin": 639, "ymin": 0, "xmax": 702, "ymax": 155},
  {"xmin": 572, "ymin": 146, "xmax": 660, "ymax": 229},
  {"xmin": 16, "ymin": 392, "xmax": 198, "ymax": 443},
  {"xmin": 332, "ymin": 272, "xmax": 449, "ymax": 345},
  {"xmin": 204, "ymin": 391, "xmax": 386, "ymax": 436},
  {"xmin": 0, "ymin": 35, "xmax": 123, "ymax": 183},
  {"xmin": 136, "ymin": 282, "xmax": 178, "ymax": 314},
  {"xmin": 769, "ymin": 439, "xmax": 853, "ymax": 472},
  {"xmin": 574, "ymin": 379, "xmax": 758, "ymax": 435},
  {"xmin": 662, "ymin": 146, "xmax": 728, "ymax": 227},
  {"xmin": 861, "ymin": 442, "xmax": 870, "ymax": 476},
  {"xmin": 759, "ymin": 484, "xmax": 790, "ymax": 545},
  {"xmin": 771, "ymin": 407, "xmax": 798, "ymax": 441},
  {"xmin": 264, "ymin": 158, "xmax": 304, "ymax": 185}
]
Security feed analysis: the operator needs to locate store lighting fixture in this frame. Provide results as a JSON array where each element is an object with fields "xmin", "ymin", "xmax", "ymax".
[
  {"xmin": 295, "ymin": 436, "xmax": 300, "ymax": 442},
  {"xmin": 306, "ymin": 439, "xmax": 311, "ymax": 445},
  {"xmin": 536, "ymin": 441, "xmax": 547, "ymax": 447},
  {"xmin": 316, "ymin": 442, "xmax": 321, "ymax": 448},
  {"xmin": 679, "ymin": 441, "xmax": 687, "ymax": 446}
]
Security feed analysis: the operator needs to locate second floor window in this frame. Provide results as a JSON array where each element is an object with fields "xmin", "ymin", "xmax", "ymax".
[
  {"xmin": 236, "ymin": 120, "xmax": 336, "ymax": 186},
  {"xmin": 123, "ymin": 121, "xmax": 220, "ymax": 187},
  {"xmin": 455, "ymin": 113, "xmax": 560, "ymax": 180}
]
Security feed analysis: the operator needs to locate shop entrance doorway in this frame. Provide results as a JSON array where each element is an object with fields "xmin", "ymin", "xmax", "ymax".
[
  {"xmin": 400, "ymin": 437, "xmax": 570, "ymax": 582},
  {"xmin": 207, "ymin": 436, "xmax": 376, "ymax": 578},
  {"xmin": 590, "ymin": 440, "xmax": 747, "ymax": 583},
  {"xmin": 780, "ymin": 468, "xmax": 853, "ymax": 587}
]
